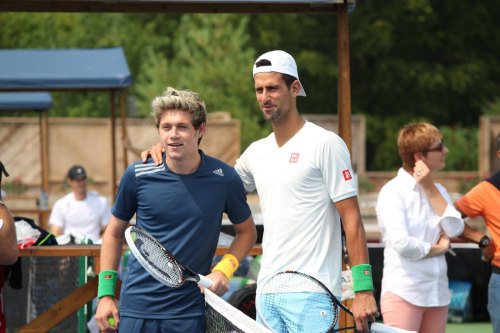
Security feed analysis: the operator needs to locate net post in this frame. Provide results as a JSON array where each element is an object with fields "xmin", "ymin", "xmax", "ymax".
[{"xmin": 78, "ymin": 238, "xmax": 94, "ymax": 333}]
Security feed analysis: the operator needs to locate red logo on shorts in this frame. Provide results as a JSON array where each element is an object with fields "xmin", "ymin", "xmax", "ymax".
[
  {"xmin": 343, "ymin": 170, "xmax": 352, "ymax": 181},
  {"xmin": 289, "ymin": 153, "xmax": 299, "ymax": 163}
]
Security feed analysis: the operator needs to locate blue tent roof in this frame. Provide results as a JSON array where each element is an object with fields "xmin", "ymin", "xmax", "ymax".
[
  {"xmin": 0, "ymin": 92, "xmax": 52, "ymax": 110},
  {"xmin": 0, "ymin": 47, "xmax": 131, "ymax": 90}
]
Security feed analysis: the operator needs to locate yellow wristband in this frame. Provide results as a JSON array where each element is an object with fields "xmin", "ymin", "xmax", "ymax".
[{"xmin": 212, "ymin": 254, "xmax": 239, "ymax": 280}]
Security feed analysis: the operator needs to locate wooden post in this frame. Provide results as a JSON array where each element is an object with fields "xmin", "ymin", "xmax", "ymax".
[
  {"xmin": 120, "ymin": 89, "xmax": 128, "ymax": 170},
  {"xmin": 39, "ymin": 110, "xmax": 50, "ymax": 193},
  {"xmin": 479, "ymin": 116, "xmax": 491, "ymax": 179},
  {"xmin": 337, "ymin": 2, "xmax": 352, "ymax": 154},
  {"xmin": 337, "ymin": 3, "xmax": 355, "ymax": 332},
  {"xmin": 110, "ymin": 90, "xmax": 117, "ymax": 200}
]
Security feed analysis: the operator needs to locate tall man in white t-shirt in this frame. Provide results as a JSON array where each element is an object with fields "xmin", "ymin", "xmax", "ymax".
[
  {"xmin": 238, "ymin": 50, "xmax": 378, "ymax": 332},
  {"xmin": 49, "ymin": 165, "xmax": 111, "ymax": 243},
  {"xmin": 142, "ymin": 50, "xmax": 378, "ymax": 332}
]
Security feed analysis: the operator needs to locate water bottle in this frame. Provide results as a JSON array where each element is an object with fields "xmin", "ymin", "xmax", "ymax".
[{"xmin": 38, "ymin": 189, "xmax": 49, "ymax": 210}]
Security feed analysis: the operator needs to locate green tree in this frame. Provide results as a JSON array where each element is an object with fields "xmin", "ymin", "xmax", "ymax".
[
  {"xmin": 248, "ymin": 13, "xmax": 339, "ymax": 116},
  {"xmin": 440, "ymin": 125, "xmax": 478, "ymax": 171},
  {"xmin": 136, "ymin": 14, "xmax": 270, "ymax": 150},
  {"xmin": 2, "ymin": 3, "xmax": 500, "ymax": 170},
  {"xmin": 0, "ymin": 12, "xmax": 181, "ymax": 118},
  {"xmin": 348, "ymin": 0, "xmax": 500, "ymax": 169},
  {"xmin": 135, "ymin": 47, "xmax": 171, "ymax": 118},
  {"xmin": 247, "ymin": 2, "xmax": 500, "ymax": 170}
]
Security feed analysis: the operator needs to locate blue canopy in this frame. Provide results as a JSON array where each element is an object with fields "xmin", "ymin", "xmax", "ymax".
[
  {"xmin": 0, "ymin": 47, "xmax": 131, "ymax": 90},
  {"xmin": 0, "ymin": 92, "xmax": 52, "ymax": 110},
  {"xmin": 0, "ymin": 48, "xmax": 131, "ymax": 198}
]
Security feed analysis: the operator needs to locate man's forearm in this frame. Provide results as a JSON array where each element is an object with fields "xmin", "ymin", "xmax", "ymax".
[
  {"xmin": 100, "ymin": 232, "xmax": 125, "ymax": 271},
  {"xmin": 336, "ymin": 197, "xmax": 371, "ymax": 266},
  {"xmin": 227, "ymin": 219, "xmax": 257, "ymax": 263},
  {"xmin": 458, "ymin": 222, "xmax": 485, "ymax": 244},
  {"xmin": 100, "ymin": 217, "xmax": 127, "ymax": 271},
  {"xmin": 344, "ymin": 219, "xmax": 370, "ymax": 266}
]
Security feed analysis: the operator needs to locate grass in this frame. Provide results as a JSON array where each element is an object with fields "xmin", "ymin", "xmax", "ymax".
[{"xmin": 446, "ymin": 322, "xmax": 492, "ymax": 333}]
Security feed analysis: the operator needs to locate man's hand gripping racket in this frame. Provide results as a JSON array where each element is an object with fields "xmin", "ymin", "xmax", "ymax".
[{"xmin": 256, "ymin": 271, "xmax": 416, "ymax": 333}]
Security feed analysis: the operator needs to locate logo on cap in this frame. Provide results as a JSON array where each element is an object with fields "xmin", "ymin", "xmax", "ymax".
[{"xmin": 68, "ymin": 165, "xmax": 87, "ymax": 180}]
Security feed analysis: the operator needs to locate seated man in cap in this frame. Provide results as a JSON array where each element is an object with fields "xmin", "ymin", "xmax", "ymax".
[{"xmin": 49, "ymin": 165, "xmax": 111, "ymax": 243}]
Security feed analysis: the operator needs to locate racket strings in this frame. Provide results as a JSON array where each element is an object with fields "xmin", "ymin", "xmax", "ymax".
[
  {"xmin": 134, "ymin": 232, "xmax": 183, "ymax": 287},
  {"xmin": 259, "ymin": 273, "xmax": 338, "ymax": 333}
]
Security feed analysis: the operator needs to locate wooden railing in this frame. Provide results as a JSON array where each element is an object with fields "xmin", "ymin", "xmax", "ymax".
[
  {"xmin": 16, "ymin": 244, "xmax": 360, "ymax": 333},
  {"xmin": 16, "ymin": 244, "xmax": 262, "ymax": 333}
]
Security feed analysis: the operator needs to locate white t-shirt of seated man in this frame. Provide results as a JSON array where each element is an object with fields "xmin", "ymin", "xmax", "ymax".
[{"xmin": 50, "ymin": 191, "xmax": 111, "ymax": 243}]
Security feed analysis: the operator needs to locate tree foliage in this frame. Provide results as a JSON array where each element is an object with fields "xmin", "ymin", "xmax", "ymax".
[
  {"xmin": 1, "ymin": 1, "xmax": 500, "ymax": 170},
  {"xmin": 134, "ymin": 14, "xmax": 270, "ymax": 149}
]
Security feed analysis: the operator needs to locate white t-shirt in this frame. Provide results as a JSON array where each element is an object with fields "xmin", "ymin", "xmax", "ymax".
[
  {"xmin": 235, "ymin": 121, "xmax": 357, "ymax": 296},
  {"xmin": 375, "ymin": 168, "xmax": 464, "ymax": 307},
  {"xmin": 49, "ymin": 191, "xmax": 111, "ymax": 243}
]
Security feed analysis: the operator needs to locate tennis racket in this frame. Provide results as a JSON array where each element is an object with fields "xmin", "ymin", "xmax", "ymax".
[
  {"xmin": 256, "ymin": 271, "xmax": 416, "ymax": 333},
  {"xmin": 124, "ymin": 226, "xmax": 212, "ymax": 288}
]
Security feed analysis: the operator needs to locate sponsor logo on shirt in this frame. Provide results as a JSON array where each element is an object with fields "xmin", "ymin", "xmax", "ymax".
[
  {"xmin": 343, "ymin": 169, "xmax": 352, "ymax": 181},
  {"xmin": 213, "ymin": 168, "xmax": 224, "ymax": 177},
  {"xmin": 289, "ymin": 153, "xmax": 299, "ymax": 163}
]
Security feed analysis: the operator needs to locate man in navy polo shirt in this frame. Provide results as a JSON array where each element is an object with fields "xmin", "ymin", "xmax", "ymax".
[{"xmin": 95, "ymin": 87, "xmax": 256, "ymax": 333}]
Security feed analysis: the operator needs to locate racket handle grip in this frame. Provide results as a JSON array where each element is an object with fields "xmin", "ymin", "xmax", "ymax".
[{"xmin": 198, "ymin": 274, "xmax": 213, "ymax": 288}]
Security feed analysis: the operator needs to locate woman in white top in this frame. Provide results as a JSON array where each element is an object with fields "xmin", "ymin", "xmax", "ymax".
[{"xmin": 376, "ymin": 123, "xmax": 464, "ymax": 333}]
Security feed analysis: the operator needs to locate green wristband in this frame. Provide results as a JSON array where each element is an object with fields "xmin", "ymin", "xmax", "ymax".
[
  {"xmin": 98, "ymin": 270, "xmax": 118, "ymax": 299},
  {"xmin": 352, "ymin": 264, "xmax": 374, "ymax": 292}
]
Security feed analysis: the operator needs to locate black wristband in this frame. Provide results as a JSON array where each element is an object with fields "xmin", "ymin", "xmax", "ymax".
[{"xmin": 479, "ymin": 236, "xmax": 490, "ymax": 249}]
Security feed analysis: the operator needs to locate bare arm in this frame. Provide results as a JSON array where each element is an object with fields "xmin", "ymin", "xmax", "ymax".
[
  {"xmin": 50, "ymin": 224, "xmax": 63, "ymax": 237},
  {"xmin": 0, "ymin": 203, "xmax": 18, "ymax": 265},
  {"xmin": 454, "ymin": 203, "xmax": 486, "ymax": 242},
  {"xmin": 425, "ymin": 233, "xmax": 450, "ymax": 258},
  {"xmin": 414, "ymin": 160, "xmax": 447, "ymax": 216},
  {"xmin": 95, "ymin": 215, "xmax": 128, "ymax": 332},
  {"xmin": 100, "ymin": 215, "xmax": 128, "ymax": 276},
  {"xmin": 225, "ymin": 216, "xmax": 258, "ymax": 263},
  {"xmin": 336, "ymin": 196, "xmax": 379, "ymax": 333},
  {"xmin": 455, "ymin": 203, "xmax": 495, "ymax": 262},
  {"xmin": 207, "ymin": 216, "xmax": 257, "ymax": 296}
]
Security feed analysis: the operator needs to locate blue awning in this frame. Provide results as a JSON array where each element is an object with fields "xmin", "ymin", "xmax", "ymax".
[
  {"xmin": 0, "ymin": 92, "xmax": 52, "ymax": 110},
  {"xmin": 0, "ymin": 47, "xmax": 131, "ymax": 90}
]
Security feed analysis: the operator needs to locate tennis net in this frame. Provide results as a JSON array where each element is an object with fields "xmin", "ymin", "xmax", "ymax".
[{"xmin": 205, "ymin": 288, "xmax": 273, "ymax": 333}]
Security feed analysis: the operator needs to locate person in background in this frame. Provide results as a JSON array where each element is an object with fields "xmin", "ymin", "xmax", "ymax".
[
  {"xmin": 455, "ymin": 132, "xmax": 500, "ymax": 333},
  {"xmin": 49, "ymin": 165, "xmax": 111, "ymax": 243},
  {"xmin": 0, "ymin": 161, "xmax": 18, "ymax": 333},
  {"xmin": 142, "ymin": 51, "xmax": 378, "ymax": 332},
  {"xmin": 95, "ymin": 87, "xmax": 257, "ymax": 333},
  {"xmin": 376, "ymin": 123, "xmax": 465, "ymax": 333}
]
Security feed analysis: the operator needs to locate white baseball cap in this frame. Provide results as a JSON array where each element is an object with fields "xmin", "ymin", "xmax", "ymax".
[{"xmin": 252, "ymin": 50, "xmax": 306, "ymax": 97}]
